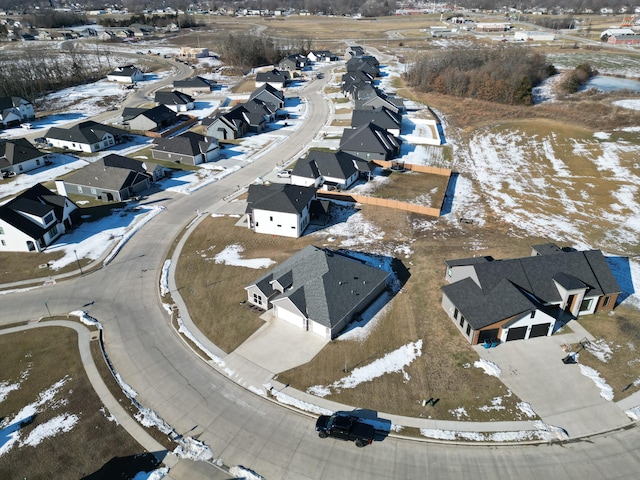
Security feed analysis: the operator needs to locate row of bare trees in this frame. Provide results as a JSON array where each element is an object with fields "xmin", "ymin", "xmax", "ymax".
[
  {"xmin": 404, "ymin": 46, "xmax": 555, "ymax": 106},
  {"xmin": 0, "ymin": 44, "xmax": 112, "ymax": 103},
  {"xmin": 216, "ymin": 33, "xmax": 312, "ymax": 70}
]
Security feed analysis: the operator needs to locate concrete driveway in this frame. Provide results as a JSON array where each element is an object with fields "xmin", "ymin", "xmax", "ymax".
[{"xmin": 476, "ymin": 323, "xmax": 632, "ymax": 437}]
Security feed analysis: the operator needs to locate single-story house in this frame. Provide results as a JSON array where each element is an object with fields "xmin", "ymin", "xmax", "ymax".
[
  {"xmin": 151, "ymin": 131, "xmax": 220, "ymax": 166},
  {"xmin": 291, "ymin": 150, "xmax": 371, "ymax": 190},
  {"xmin": 106, "ymin": 65, "xmax": 144, "ymax": 83},
  {"xmin": 346, "ymin": 56, "xmax": 380, "ymax": 77},
  {"xmin": 441, "ymin": 244, "xmax": 621, "ymax": 345},
  {"xmin": 55, "ymin": 154, "xmax": 157, "ymax": 202},
  {"xmin": 245, "ymin": 245, "xmax": 390, "ymax": 339},
  {"xmin": 0, "ymin": 138, "xmax": 47, "ymax": 177},
  {"xmin": 0, "ymin": 96, "xmax": 35, "ymax": 128},
  {"xmin": 278, "ymin": 54, "xmax": 307, "ymax": 71},
  {"xmin": 0, "ymin": 183, "xmax": 78, "ymax": 252},
  {"xmin": 255, "ymin": 69, "xmax": 291, "ymax": 89},
  {"xmin": 45, "ymin": 121, "xmax": 126, "ymax": 153},
  {"xmin": 343, "ymin": 80, "xmax": 378, "ymax": 101},
  {"xmin": 346, "ymin": 46, "xmax": 366, "ymax": 57},
  {"xmin": 355, "ymin": 93, "xmax": 405, "ymax": 114},
  {"xmin": 340, "ymin": 122, "xmax": 402, "ymax": 161},
  {"xmin": 245, "ymin": 183, "xmax": 317, "ymax": 238},
  {"xmin": 307, "ymin": 50, "xmax": 339, "ymax": 63},
  {"xmin": 220, "ymin": 102, "xmax": 268, "ymax": 133},
  {"xmin": 202, "ymin": 113, "xmax": 248, "ymax": 141},
  {"xmin": 351, "ymin": 106, "xmax": 402, "ymax": 136},
  {"xmin": 172, "ymin": 76, "xmax": 217, "ymax": 95},
  {"xmin": 154, "ymin": 90, "xmax": 195, "ymax": 112},
  {"xmin": 123, "ymin": 105, "xmax": 180, "ymax": 132},
  {"xmin": 249, "ymin": 83, "xmax": 285, "ymax": 111}
]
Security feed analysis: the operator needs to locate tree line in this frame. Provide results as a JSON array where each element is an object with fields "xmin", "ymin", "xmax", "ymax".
[
  {"xmin": 404, "ymin": 46, "xmax": 555, "ymax": 106},
  {"xmin": 216, "ymin": 33, "xmax": 312, "ymax": 70}
]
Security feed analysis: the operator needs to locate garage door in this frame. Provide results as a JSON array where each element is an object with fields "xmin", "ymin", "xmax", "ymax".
[
  {"xmin": 506, "ymin": 326, "xmax": 527, "ymax": 341},
  {"xmin": 529, "ymin": 323, "xmax": 551, "ymax": 338}
]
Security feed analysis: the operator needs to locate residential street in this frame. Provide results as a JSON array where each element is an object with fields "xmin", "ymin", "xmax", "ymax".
[{"xmin": 2, "ymin": 55, "xmax": 640, "ymax": 479}]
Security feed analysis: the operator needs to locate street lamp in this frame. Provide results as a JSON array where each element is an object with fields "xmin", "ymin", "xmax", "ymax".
[{"xmin": 74, "ymin": 250, "xmax": 83, "ymax": 275}]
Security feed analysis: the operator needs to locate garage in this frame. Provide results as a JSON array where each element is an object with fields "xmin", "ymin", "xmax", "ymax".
[
  {"xmin": 506, "ymin": 326, "xmax": 528, "ymax": 341},
  {"xmin": 529, "ymin": 323, "xmax": 551, "ymax": 338},
  {"xmin": 478, "ymin": 329, "xmax": 499, "ymax": 344}
]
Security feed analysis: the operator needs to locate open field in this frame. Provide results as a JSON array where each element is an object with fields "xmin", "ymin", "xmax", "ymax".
[{"xmin": 0, "ymin": 326, "xmax": 160, "ymax": 478}]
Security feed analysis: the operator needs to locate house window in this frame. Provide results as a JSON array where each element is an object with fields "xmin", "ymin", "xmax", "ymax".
[
  {"xmin": 459, "ymin": 316, "xmax": 464, "ymax": 328},
  {"xmin": 19, "ymin": 165, "xmax": 23, "ymax": 171},
  {"xmin": 0, "ymin": 227, "xmax": 4, "ymax": 234},
  {"xmin": 253, "ymin": 293, "xmax": 262, "ymax": 305},
  {"xmin": 269, "ymin": 216, "xmax": 273, "ymax": 221},
  {"xmin": 530, "ymin": 311, "xmax": 536, "ymax": 318},
  {"xmin": 453, "ymin": 308, "xmax": 458, "ymax": 319},
  {"xmin": 603, "ymin": 296, "xmax": 610, "ymax": 307},
  {"xmin": 447, "ymin": 267, "xmax": 452, "ymax": 277},
  {"xmin": 78, "ymin": 186, "xmax": 83, "ymax": 193},
  {"xmin": 90, "ymin": 188, "xmax": 97, "ymax": 195},
  {"xmin": 48, "ymin": 224, "xmax": 58, "ymax": 238},
  {"xmin": 0, "ymin": 240, "xmax": 5, "ymax": 246},
  {"xmin": 580, "ymin": 299, "xmax": 593, "ymax": 312},
  {"xmin": 466, "ymin": 324, "xmax": 471, "ymax": 336},
  {"xmin": 36, "ymin": 159, "xmax": 40, "ymax": 165},
  {"xmin": 43, "ymin": 213, "xmax": 54, "ymax": 224}
]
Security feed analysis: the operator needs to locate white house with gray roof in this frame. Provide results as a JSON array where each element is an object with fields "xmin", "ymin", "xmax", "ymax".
[
  {"xmin": 151, "ymin": 131, "xmax": 219, "ymax": 166},
  {"xmin": 45, "ymin": 121, "xmax": 126, "ymax": 153},
  {"xmin": 106, "ymin": 65, "xmax": 144, "ymax": 83},
  {"xmin": 245, "ymin": 245, "xmax": 390, "ymax": 339},
  {"xmin": 0, "ymin": 183, "xmax": 77, "ymax": 252},
  {"xmin": 245, "ymin": 183, "xmax": 317, "ymax": 238},
  {"xmin": 441, "ymin": 244, "xmax": 621, "ymax": 345},
  {"xmin": 0, "ymin": 138, "xmax": 47, "ymax": 177}
]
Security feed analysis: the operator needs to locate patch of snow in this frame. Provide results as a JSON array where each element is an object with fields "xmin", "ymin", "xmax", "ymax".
[
  {"xmin": 160, "ymin": 259, "xmax": 171, "ymax": 296},
  {"xmin": 68, "ymin": 310, "xmax": 103, "ymax": 330},
  {"xmin": 579, "ymin": 364, "xmax": 614, "ymax": 401},
  {"xmin": 594, "ymin": 131, "xmax": 611, "ymax": 140},
  {"xmin": 229, "ymin": 465, "xmax": 265, "ymax": 480},
  {"xmin": 585, "ymin": 339, "xmax": 613, "ymax": 362},
  {"xmin": 132, "ymin": 466, "xmax": 169, "ymax": 480},
  {"xmin": 172, "ymin": 436, "xmax": 213, "ymax": 461},
  {"xmin": 0, "ymin": 381, "xmax": 20, "ymax": 403},
  {"xmin": 449, "ymin": 407, "xmax": 469, "ymax": 419},
  {"xmin": 517, "ymin": 402, "xmax": 537, "ymax": 418},
  {"xmin": 213, "ymin": 244, "xmax": 275, "ymax": 269},
  {"xmin": 474, "ymin": 359, "xmax": 501, "ymax": 377},
  {"xmin": 266, "ymin": 384, "xmax": 332, "ymax": 415},
  {"xmin": 625, "ymin": 405, "xmax": 640, "ymax": 420},
  {"xmin": 20, "ymin": 413, "xmax": 79, "ymax": 447},
  {"xmin": 308, "ymin": 340, "xmax": 422, "ymax": 395},
  {"xmin": 613, "ymin": 99, "xmax": 640, "ymax": 111},
  {"xmin": 306, "ymin": 385, "xmax": 331, "ymax": 397}
]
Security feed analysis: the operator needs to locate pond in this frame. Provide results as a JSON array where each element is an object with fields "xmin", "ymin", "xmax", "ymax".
[{"xmin": 582, "ymin": 75, "xmax": 640, "ymax": 93}]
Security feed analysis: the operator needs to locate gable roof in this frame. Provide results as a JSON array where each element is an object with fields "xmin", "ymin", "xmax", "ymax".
[
  {"xmin": 351, "ymin": 106, "xmax": 402, "ymax": 131},
  {"xmin": 62, "ymin": 155, "xmax": 151, "ymax": 191},
  {"xmin": 255, "ymin": 69, "xmax": 291, "ymax": 83},
  {"xmin": 44, "ymin": 121, "xmax": 125, "ymax": 144},
  {"xmin": 246, "ymin": 183, "xmax": 316, "ymax": 215},
  {"xmin": 0, "ymin": 96, "xmax": 31, "ymax": 109},
  {"xmin": 0, "ymin": 138, "xmax": 44, "ymax": 169},
  {"xmin": 154, "ymin": 90, "xmax": 194, "ymax": 106},
  {"xmin": 0, "ymin": 184, "xmax": 71, "ymax": 240},
  {"xmin": 442, "ymin": 248, "xmax": 621, "ymax": 329},
  {"xmin": 249, "ymin": 84, "xmax": 285, "ymax": 108},
  {"xmin": 340, "ymin": 122, "xmax": 401, "ymax": 156},
  {"xmin": 152, "ymin": 131, "xmax": 217, "ymax": 156},
  {"xmin": 293, "ymin": 150, "xmax": 360, "ymax": 181},
  {"xmin": 123, "ymin": 104, "xmax": 177, "ymax": 124},
  {"xmin": 247, "ymin": 245, "xmax": 390, "ymax": 329},
  {"xmin": 108, "ymin": 65, "xmax": 142, "ymax": 78},
  {"xmin": 173, "ymin": 76, "xmax": 216, "ymax": 89}
]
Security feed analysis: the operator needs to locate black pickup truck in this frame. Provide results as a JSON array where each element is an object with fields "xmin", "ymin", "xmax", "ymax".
[{"xmin": 315, "ymin": 413, "xmax": 375, "ymax": 447}]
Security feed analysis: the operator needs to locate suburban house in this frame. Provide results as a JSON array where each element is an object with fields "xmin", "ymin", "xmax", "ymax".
[
  {"xmin": 249, "ymin": 84, "xmax": 285, "ymax": 111},
  {"xmin": 355, "ymin": 93, "xmax": 405, "ymax": 114},
  {"xmin": 342, "ymin": 71, "xmax": 375, "ymax": 91},
  {"xmin": 0, "ymin": 138, "xmax": 47, "ymax": 177},
  {"xmin": 216, "ymin": 102, "xmax": 268, "ymax": 133},
  {"xmin": 45, "ymin": 121, "xmax": 126, "ymax": 153},
  {"xmin": 344, "ymin": 81, "xmax": 378, "ymax": 101},
  {"xmin": 172, "ymin": 76, "xmax": 217, "ymax": 94},
  {"xmin": 154, "ymin": 90, "xmax": 195, "ymax": 112},
  {"xmin": 243, "ymin": 98, "xmax": 278, "ymax": 123},
  {"xmin": 351, "ymin": 106, "xmax": 402, "ymax": 136},
  {"xmin": 277, "ymin": 54, "xmax": 307, "ymax": 71},
  {"xmin": 245, "ymin": 183, "xmax": 317, "ymax": 238},
  {"xmin": 106, "ymin": 65, "xmax": 144, "ymax": 83},
  {"xmin": 441, "ymin": 244, "xmax": 621, "ymax": 345},
  {"xmin": 291, "ymin": 150, "xmax": 372, "ymax": 190},
  {"xmin": 346, "ymin": 45, "xmax": 366, "ymax": 57},
  {"xmin": 202, "ymin": 113, "xmax": 248, "ymax": 141},
  {"xmin": 122, "ymin": 105, "xmax": 180, "ymax": 133},
  {"xmin": 0, "ymin": 183, "xmax": 78, "ymax": 252},
  {"xmin": 55, "ymin": 154, "xmax": 162, "ymax": 202},
  {"xmin": 255, "ymin": 69, "xmax": 291, "ymax": 89},
  {"xmin": 346, "ymin": 56, "xmax": 380, "ymax": 78},
  {"xmin": 151, "ymin": 131, "xmax": 220, "ymax": 166},
  {"xmin": 244, "ymin": 245, "xmax": 390, "ymax": 339},
  {"xmin": 307, "ymin": 50, "xmax": 339, "ymax": 63},
  {"xmin": 0, "ymin": 96, "xmax": 35, "ymax": 128},
  {"xmin": 339, "ymin": 122, "xmax": 402, "ymax": 161}
]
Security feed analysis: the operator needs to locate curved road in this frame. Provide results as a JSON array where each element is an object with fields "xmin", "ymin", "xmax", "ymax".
[{"xmin": 2, "ymin": 58, "xmax": 640, "ymax": 479}]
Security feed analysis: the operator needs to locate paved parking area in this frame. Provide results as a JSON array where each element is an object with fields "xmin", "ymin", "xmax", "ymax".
[{"xmin": 476, "ymin": 326, "xmax": 632, "ymax": 437}]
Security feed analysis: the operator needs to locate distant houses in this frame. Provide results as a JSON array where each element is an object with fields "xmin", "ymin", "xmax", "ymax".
[
  {"xmin": 154, "ymin": 90, "xmax": 195, "ymax": 112},
  {"xmin": 255, "ymin": 69, "xmax": 290, "ymax": 89},
  {"xmin": 122, "ymin": 105, "xmax": 181, "ymax": 132}
]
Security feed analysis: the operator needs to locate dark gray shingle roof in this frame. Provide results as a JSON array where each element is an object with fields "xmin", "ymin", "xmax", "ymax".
[{"xmin": 246, "ymin": 183, "xmax": 316, "ymax": 215}]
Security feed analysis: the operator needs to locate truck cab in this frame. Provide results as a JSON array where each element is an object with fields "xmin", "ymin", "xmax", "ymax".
[{"xmin": 315, "ymin": 413, "xmax": 375, "ymax": 447}]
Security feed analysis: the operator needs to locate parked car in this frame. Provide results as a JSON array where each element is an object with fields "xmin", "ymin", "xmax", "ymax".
[
  {"xmin": 277, "ymin": 169, "xmax": 291, "ymax": 178},
  {"xmin": 20, "ymin": 123, "xmax": 33, "ymax": 129},
  {"xmin": 315, "ymin": 413, "xmax": 375, "ymax": 447}
]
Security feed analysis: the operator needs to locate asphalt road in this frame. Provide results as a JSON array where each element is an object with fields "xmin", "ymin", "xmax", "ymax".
[{"xmin": 2, "ymin": 55, "xmax": 640, "ymax": 479}]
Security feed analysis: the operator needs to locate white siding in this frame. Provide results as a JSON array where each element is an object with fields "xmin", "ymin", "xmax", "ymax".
[
  {"xmin": 274, "ymin": 303, "xmax": 305, "ymax": 329},
  {"xmin": 252, "ymin": 209, "xmax": 301, "ymax": 238},
  {"xmin": 311, "ymin": 320, "xmax": 331, "ymax": 339},
  {"xmin": 0, "ymin": 220, "xmax": 39, "ymax": 252}
]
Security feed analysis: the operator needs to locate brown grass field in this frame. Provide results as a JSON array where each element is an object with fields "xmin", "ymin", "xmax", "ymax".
[{"xmin": 0, "ymin": 326, "xmax": 161, "ymax": 478}]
